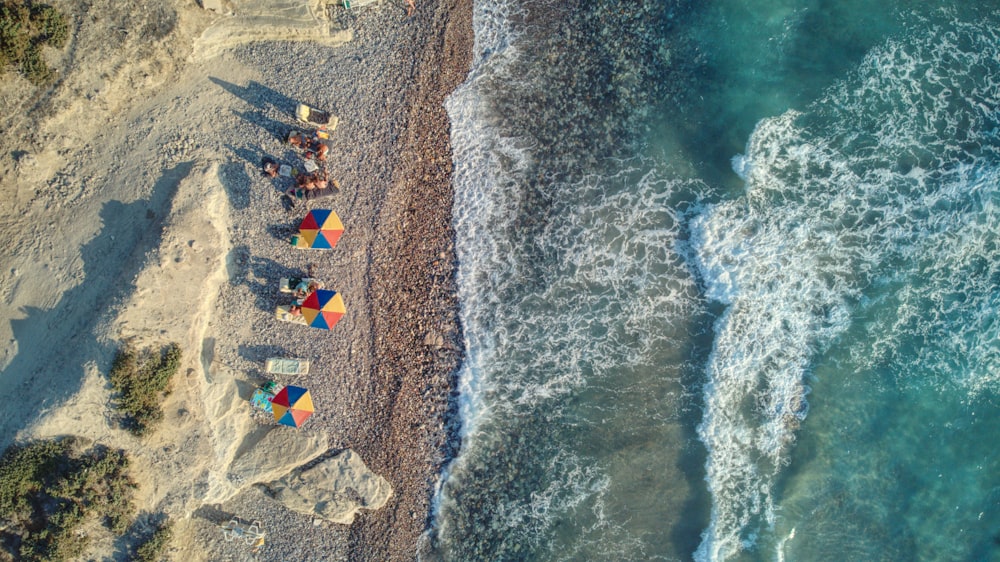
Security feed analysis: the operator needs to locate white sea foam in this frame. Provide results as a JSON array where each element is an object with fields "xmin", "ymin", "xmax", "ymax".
[
  {"xmin": 693, "ymin": 18, "xmax": 1000, "ymax": 561},
  {"xmin": 433, "ymin": 135, "xmax": 704, "ymax": 556},
  {"xmin": 438, "ymin": 19, "xmax": 709, "ymax": 545},
  {"xmin": 433, "ymin": 0, "xmax": 634, "ymax": 551}
]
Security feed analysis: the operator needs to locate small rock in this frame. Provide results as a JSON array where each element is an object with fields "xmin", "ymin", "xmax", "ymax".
[{"xmin": 200, "ymin": 0, "xmax": 226, "ymax": 13}]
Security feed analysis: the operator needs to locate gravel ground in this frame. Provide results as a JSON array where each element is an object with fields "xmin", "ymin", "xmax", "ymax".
[{"xmin": 187, "ymin": 2, "xmax": 472, "ymax": 560}]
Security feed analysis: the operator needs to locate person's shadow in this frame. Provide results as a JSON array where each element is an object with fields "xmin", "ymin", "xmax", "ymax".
[
  {"xmin": 1, "ymin": 163, "xmax": 191, "ymax": 450},
  {"xmin": 208, "ymin": 77, "xmax": 300, "ymax": 119},
  {"xmin": 228, "ymin": 245, "xmax": 308, "ymax": 313},
  {"xmin": 232, "ymin": 108, "xmax": 290, "ymax": 143}
]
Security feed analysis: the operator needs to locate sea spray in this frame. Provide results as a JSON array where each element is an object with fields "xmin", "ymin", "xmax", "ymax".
[
  {"xmin": 429, "ymin": 1, "xmax": 708, "ymax": 557},
  {"xmin": 692, "ymin": 16, "xmax": 1000, "ymax": 560}
]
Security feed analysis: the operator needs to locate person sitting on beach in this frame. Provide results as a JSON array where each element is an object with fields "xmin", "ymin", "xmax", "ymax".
[
  {"xmin": 284, "ymin": 172, "xmax": 318, "ymax": 199},
  {"xmin": 293, "ymin": 279, "xmax": 322, "ymax": 305},
  {"xmin": 299, "ymin": 172, "xmax": 318, "ymax": 190},
  {"xmin": 309, "ymin": 168, "xmax": 329, "ymax": 190},
  {"xmin": 305, "ymin": 138, "xmax": 329, "ymax": 162},
  {"xmin": 293, "ymin": 278, "xmax": 311, "ymax": 299},
  {"xmin": 262, "ymin": 158, "xmax": 279, "ymax": 178},
  {"xmin": 314, "ymin": 144, "xmax": 329, "ymax": 162}
]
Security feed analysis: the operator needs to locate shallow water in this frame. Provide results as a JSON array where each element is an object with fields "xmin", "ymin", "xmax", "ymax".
[{"xmin": 431, "ymin": 1, "xmax": 1000, "ymax": 560}]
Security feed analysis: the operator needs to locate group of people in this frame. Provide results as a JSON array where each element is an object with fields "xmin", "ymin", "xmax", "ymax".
[
  {"xmin": 288, "ymin": 130, "xmax": 329, "ymax": 161},
  {"xmin": 261, "ymin": 128, "xmax": 338, "ymax": 202},
  {"xmin": 286, "ymin": 167, "xmax": 339, "ymax": 199}
]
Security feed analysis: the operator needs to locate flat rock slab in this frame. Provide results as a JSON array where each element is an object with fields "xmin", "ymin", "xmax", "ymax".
[
  {"xmin": 195, "ymin": 0, "xmax": 353, "ymax": 59},
  {"xmin": 228, "ymin": 427, "xmax": 329, "ymax": 487},
  {"xmin": 268, "ymin": 449, "xmax": 393, "ymax": 524}
]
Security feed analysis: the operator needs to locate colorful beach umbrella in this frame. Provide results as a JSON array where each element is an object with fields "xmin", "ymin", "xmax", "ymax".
[
  {"xmin": 300, "ymin": 289, "xmax": 345, "ymax": 330},
  {"xmin": 271, "ymin": 385, "xmax": 314, "ymax": 428},
  {"xmin": 298, "ymin": 209, "xmax": 344, "ymax": 249}
]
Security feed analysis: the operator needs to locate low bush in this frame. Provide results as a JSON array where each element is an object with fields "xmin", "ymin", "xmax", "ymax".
[
  {"xmin": 135, "ymin": 518, "xmax": 173, "ymax": 562},
  {"xmin": 0, "ymin": 439, "xmax": 136, "ymax": 562},
  {"xmin": 0, "ymin": 0, "xmax": 68, "ymax": 84},
  {"xmin": 109, "ymin": 342, "xmax": 182, "ymax": 437}
]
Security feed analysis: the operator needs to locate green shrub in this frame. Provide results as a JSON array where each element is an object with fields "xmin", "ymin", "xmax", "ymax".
[
  {"xmin": 0, "ymin": 2, "xmax": 30, "ymax": 67},
  {"xmin": 0, "ymin": 440, "xmax": 69, "ymax": 521},
  {"xmin": 109, "ymin": 342, "xmax": 182, "ymax": 436},
  {"xmin": 0, "ymin": 0, "xmax": 69, "ymax": 84},
  {"xmin": 0, "ymin": 439, "xmax": 136, "ymax": 562},
  {"xmin": 19, "ymin": 42, "xmax": 47, "ymax": 82},
  {"xmin": 32, "ymin": 4, "xmax": 65, "ymax": 47},
  {"xmin": 135, "ymin": 519, "xmax": 173, "ymax": 562}
]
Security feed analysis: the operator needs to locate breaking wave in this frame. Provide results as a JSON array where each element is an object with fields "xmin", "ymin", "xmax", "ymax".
[{"xmin": 692, "ymin": 18, "xmax": 1000, "ymax": 560}]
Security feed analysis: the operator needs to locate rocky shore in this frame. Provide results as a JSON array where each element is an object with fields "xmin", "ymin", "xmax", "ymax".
[{"xmin": 192, "ymin": 1, "xmax": 473, "ymax": 559}]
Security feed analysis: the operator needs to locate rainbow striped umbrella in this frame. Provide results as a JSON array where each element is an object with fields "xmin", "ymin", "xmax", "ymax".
[
  {"xmin": 271, "ymin": 385, "xmax": 314, "ymax": 428},
  {"xmin": 297, "ymin": 209, "xmax": 343, "ymax": 249},
  {"xmin": 300, "ymin": 289, "xmax": 345, "ymax": 330}
]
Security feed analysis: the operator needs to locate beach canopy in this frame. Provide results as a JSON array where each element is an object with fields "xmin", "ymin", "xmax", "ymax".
[
  {"xmin": 271, "ymin": 385, "xmax": 314, "ymax": 428},
  {"xmin": 300, "ymin": 289, "xmax": 345, "ymax": 330},
  {"xmin": 298, "ymin": 209, "xmax": 344, "ymax": 249}
]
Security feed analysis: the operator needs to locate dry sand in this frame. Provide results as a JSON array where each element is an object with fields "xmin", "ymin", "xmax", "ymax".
[{"xmin": 0, "ymin": 0, "xmax": 471, "ymax": 560}]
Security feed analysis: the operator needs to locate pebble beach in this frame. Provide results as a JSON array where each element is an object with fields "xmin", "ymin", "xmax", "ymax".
[{"xmin": 0, "ymin": 0, "xmax": 472, "ymax": 560}]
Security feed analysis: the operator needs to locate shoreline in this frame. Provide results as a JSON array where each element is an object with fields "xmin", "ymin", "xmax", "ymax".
[{"xmin": 347, "ymin": 0, "xmax": 472, "ymax": 558}]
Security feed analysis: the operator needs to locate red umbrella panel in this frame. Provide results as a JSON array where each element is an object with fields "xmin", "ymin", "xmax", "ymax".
[
  {"xmin": 298, "ymin": 209, "xmax": 344, "ymax": 249},
  {"xmin": 300, "ymin": 289, "xmax": 345, "ymax": 330},
  {"xmin": 271, "ymin": 385, "xmax": 314, "ymax": 428}
]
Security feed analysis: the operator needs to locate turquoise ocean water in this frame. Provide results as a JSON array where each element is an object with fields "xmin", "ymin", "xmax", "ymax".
[{"xmin": 427, "ymin": 1, "xmax": 1000, "ymax": 560}]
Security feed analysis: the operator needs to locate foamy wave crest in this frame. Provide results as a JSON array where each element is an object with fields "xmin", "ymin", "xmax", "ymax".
[
  {"xmin": 435, "ymin": 147, "xmax": 705, "ymax": 551},
  {"xmin": 440, "ymin": 31, "xmax": 708, "ymax": 542},
  {"xmin": 442, "ymin": 0, "xmax": 534, "ymax": 440},
  {"xmin": 820, "ymin": 22, "xmax": 1000, "ymax": 395},
  {"xmin": 693, "ymin": 17, "xmax": 1000, "ymax": 560},
  {"xmin": 692, "ymin": 111, "xmax": 854, "ymax": 561}
]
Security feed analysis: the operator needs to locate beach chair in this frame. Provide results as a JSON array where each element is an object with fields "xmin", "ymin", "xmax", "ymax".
[
  {"xmin": 265, "ymin": 357, "xmax": 310, "ymax": 375},
  {"xmin": 275, "ymin": 305, "xmax": 308, "ymax": 325},
  {"xmin": 295, "ymin": 104, "xmax": 338, "ymax": 132}
]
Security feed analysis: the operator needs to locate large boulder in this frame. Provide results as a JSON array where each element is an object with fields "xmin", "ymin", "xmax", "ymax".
[{"xmin": 267, "ymin": 449, "xmax": 392, "ymax": 524}]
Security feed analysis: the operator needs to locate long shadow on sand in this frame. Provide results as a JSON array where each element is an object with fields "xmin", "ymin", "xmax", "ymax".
[
  {"xmin": 233, "ymin": 108, "xmax": 290, "ymax": 143},
  {"xmin": 1, "ymin": 163, "xmax": 193, "ymax": 450},
  {"xmin": 222, "ymin": 144, "xmax": 295, "ymax": 204},
  {"xmin": 265, "ymin": 220, "xmax": 298, "ymax": 243},
  {"xmin": 217, "ymin": 156, "xmax": 252, "ymax": 211},
  {"xmin": 209, "ymin": 77, "xmax": 299, "ymax": 121}
]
